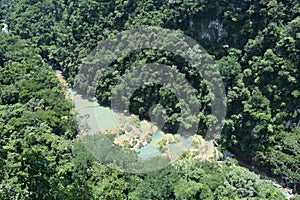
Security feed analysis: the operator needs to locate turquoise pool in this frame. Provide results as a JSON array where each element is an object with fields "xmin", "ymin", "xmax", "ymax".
[
  {"xmin": 137, "ymin": 132, "xmax": 164, "ymax": 159},
  {"xmin": 71, "ymin": 89, "xmax": 193, "ymax": 159}
]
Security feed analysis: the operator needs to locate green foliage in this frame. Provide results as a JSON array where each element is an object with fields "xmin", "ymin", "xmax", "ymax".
[
  {"xmin": 174, "ymin": 179, "xmax": 203, "ymax": 200},
  {"xmin": 88, "ymin": 164, "xmax": 128, "ymax": 200},
  {"xmin": 128, "ymin": 166, "xmax": 180, "ymax": 199},
  {"xmin": 1, "ymin": 0, "xmax": 299, "ymax": 198},
  {"xmin": 0, "ymin": 32, "xmax": 77, "ymax": 199}
]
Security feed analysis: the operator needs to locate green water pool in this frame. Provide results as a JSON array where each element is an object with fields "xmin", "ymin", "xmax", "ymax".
[
  {"xmin": 71, "ymin": 89, "xmax": 193, "ymax": 159},
  {"xmin": 137, "ymin": 132, "xmax": 164, "ymax": 159}
]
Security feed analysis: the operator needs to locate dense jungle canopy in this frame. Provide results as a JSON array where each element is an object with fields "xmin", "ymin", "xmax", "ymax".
[{"xmin": 0, "ymin": 0, "xmax": 299, "ymax": 199}]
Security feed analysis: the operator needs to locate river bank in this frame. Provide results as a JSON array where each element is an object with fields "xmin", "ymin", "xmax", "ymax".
[{"xmin": 234, "ymin": 156, "xmax": 295, "ymax": 199}]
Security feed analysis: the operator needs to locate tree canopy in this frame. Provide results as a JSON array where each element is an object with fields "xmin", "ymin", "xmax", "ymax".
[{"xmin": 0, "ymin": 0, "xmax": 299, "ymax": 198}]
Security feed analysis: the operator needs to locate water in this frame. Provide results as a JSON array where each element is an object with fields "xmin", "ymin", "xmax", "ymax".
[
  {"xmin": 137, "ymin": 132, "xmax": 193, "ymax": 159},
  {"xmin": 169, "ymin": 136, "xmax": 193, "ymax": 155},
  {"xmin": 70, "ymin": 89, "xmax": 193, "ymax": 159},
  {"xmin": 71, "ymin": 90, "xmax": 118, "ymax": 134},
  {"xmin": 137, "ymin": 132, "xmax": 164, "ymax": 159}
]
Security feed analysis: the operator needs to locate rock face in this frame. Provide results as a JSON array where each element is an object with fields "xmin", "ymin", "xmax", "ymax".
[
  {"xmin": 197, "ymin": 19, "xmax": 223, "ymax": 40},
  {"xmin": 1, "ymin": 21, "xmax": 8, "ymax": 33}
]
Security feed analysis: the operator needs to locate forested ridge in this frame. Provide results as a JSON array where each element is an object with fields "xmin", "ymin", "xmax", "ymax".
[{"xmin": 0, "ymin": 0, "xmax": 299, "ymax": 199}]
